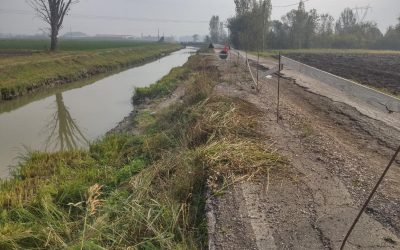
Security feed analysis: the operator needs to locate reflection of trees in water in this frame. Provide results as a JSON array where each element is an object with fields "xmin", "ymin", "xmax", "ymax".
[{"xmin": 44, "ymin": 93, "xmax": 88, "ymax": 151}]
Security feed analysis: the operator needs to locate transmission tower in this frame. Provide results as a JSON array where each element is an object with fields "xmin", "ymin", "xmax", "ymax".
[{"xmin": 352, "ymin": 5, "xmax": 372, "ymax": 23}]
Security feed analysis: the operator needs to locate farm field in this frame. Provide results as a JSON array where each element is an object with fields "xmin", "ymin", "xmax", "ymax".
[
  {"xmin": 280, "ymin": 51, "xmax": 400, "ymax": 96},
  {"xmin": 0, "ymin": 40, "xmax": 181, "ymax": 101},
  {"xmin": 0, "ymin": 39, "xmax": 160, "ymax": 51}
]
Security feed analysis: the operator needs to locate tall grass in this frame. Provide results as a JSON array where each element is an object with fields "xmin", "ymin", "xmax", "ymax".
[{"xmin": 0, "ymin": 55, "xmax": 284, "ymax": 249}]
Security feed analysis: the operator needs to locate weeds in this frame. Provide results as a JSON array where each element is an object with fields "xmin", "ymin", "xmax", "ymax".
[
  {"xmin": 133, "ymin": 66, "xmax": 189, "ymax": 104},
  {"xmin": 296, "ymin": 121, "xmax": 314, "ymax": 138},
  {"xmin": 0, "ymin": 55, "xmax": 284, "ymax": 249}
]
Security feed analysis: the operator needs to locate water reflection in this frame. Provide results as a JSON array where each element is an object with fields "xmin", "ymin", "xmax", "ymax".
[
  {"xmin": 0, "ymin": 47, "xmax": 195, "ymax": 177},
  {"xmin": 43, "ymin": 93, "xmax": 88, "ymax": 151}
]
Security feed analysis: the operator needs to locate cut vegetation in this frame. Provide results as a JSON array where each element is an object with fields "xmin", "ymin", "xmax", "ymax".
[{"xmin": 0, "ymin": 54, "xmax": 283, "ymax": 249}]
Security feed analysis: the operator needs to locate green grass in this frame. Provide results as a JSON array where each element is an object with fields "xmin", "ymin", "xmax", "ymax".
[
  {"xmin": 133, "ymin": 66, "xmax": 190, "ymax": 104},
  {"xmin": 0, "ymin": 55, "xmax": 284, "ymax": 249},
  {"xmin": 0, "ymin": 39, "xmax": 162, "ymax": 51},
  {"xmin": 0, "ymin": 41, "xmax": 181, "ymax": 101}
]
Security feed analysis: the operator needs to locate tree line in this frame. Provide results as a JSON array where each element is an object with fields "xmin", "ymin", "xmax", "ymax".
[{"xmin": 210, "ymin": 0, "xmax": 400, "ymax": 50}]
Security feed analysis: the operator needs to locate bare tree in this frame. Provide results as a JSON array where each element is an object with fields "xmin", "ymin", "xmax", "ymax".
[
  {"xmin": 44, "ymin": 93, "xmax": 88, "ymax": 151},
  {"xmin": 28, "ymin": 0, "xmax": 78, "ymax": 51}
]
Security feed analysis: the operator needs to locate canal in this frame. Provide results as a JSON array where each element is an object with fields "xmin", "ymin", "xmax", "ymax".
[{"xmin": 0, "ymin": 47, "xmax": 196, "ymax": 178}]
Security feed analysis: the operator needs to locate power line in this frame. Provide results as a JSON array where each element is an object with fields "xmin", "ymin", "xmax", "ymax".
[
  {"xmin": 272, "ymin": 0, "xmax": 312, "ymax": 8},
  {"xmin": 352, "ymin": 5, "xmax": 372, "ymax": 23},
  {"xmin": 0, "ymin": 8, "xmax": 208, "ymax": 24}
]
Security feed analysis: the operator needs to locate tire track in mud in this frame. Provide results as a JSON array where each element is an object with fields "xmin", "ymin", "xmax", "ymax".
[{"xmin": 208, "ymin": 54, "xmax": 400, "ymax": 249}]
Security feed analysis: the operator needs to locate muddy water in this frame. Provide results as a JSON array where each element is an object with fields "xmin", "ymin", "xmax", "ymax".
[{"xmin": 0, "ymin": 47, "xmax": 196, "ymax": 178}]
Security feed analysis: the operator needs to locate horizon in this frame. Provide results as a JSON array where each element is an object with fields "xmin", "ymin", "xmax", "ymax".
[{"xmin": 0, "ymin": 0, "xmax": 399, "ymax": 38}]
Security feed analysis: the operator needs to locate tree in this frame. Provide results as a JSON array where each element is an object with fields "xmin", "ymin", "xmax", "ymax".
[
  {"xmin": 304, "ymin": 9, "xmax": 319, "ymax": 48},
  {"xmin": 192, "ymin": 34, "xmax": 200, "ymax": 42},
  {"xmin": 209, "ymin": 15, "xmax": 220, "ymax": 43},
  {"xmin": 333, "ymin": 8, "xmax": 383, "ymax": 48},
  {"xmin": 335, "ymin": 8, "xmax": 357, "ymax": 34},
  {"xmin": 316, "ymin": 13, "xmax": 334, "ymax": 47},
  {"xmin": 396, "ymin": 16, "xmax": 400, "ymax": 30},
  {"xmin": 218, "ymin": 21, "xmax": 227, "ymax": 42},
  {"xmin": 291, "ymin": 0, "xmax": 307, "ymax": 48},
  {"xmin": 228, "ymin": 0, "xmax": 272, "ymax": 50},
  {"xmin": 234, "ymin": 0, "xmax": 252, "ymax": 16},
  {"xmin": 281, "ymin": 1, "xmax": 318, "ymax": 49},
  {"xmin": 318, "ymin": 14, "xmax": 334, "ymax": 35},
  {"xmin": 378, "ymin": 26, "xmax": 400, "ymax": 50},
  {"xmin": 267, "ymin": 20, "xmax": 290, "ymax": 49},
  {"xmin": 209, "ymin": 15, "xmax": 227, "ymax": 43},
  {"xmin": 45, "ymin": 93, "xmax": 88, "ymax": 151},
  {"xmin": 28, "ymin": 0, "xmax": 79, "ymax": 51}
]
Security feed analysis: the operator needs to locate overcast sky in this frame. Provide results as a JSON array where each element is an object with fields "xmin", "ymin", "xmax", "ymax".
[{"xmin": 0, "ymin": 0, "xmax": 399, "ymax": 37}]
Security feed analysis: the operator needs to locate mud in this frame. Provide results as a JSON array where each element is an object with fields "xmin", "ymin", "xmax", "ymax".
[
  {"xmin": 284, "ymin": 53, "xmax": 400, "ymax": 96},
  {"xmin": 208, "ymin": 53, "xmax": 400, "ymax": 249}
]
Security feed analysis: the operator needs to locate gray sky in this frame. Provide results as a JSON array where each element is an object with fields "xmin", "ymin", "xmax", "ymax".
[{"xmin": 0, "ymin": 0, "xmax": 398, "ymax": 37}]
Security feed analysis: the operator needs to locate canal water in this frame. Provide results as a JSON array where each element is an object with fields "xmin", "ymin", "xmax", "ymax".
[{"xmin": 0, "ymin": 47, "xmax": 196, "ymax": 178}]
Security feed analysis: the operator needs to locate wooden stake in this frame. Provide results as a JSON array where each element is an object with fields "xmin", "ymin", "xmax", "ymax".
[{"xmin": 277, "ymin": 53, "xmax": 281, "ymax": 123}]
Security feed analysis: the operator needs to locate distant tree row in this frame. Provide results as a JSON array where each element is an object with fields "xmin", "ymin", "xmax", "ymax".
[
  {"xmin": 215, "ymin": 0, "xmax": 400, "ymax": 50},
  {"xmin": 227, "ymin": 0, "xmax": 272, "ymax": 50},
  {"xmin": 266, "ymin": 2, "xmax": 392, "ymax": 50}
]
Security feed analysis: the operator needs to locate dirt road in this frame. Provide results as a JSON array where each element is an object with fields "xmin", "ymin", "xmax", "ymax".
[{"xmin": 207, "ymin": 53, "xmax": 400, "ymax": 249}]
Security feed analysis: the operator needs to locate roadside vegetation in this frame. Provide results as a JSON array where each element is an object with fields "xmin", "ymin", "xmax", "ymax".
[
  {"xmin": 0, "ymin": 42, "xmax": 181, "ymax": 101},
  {"xmin": 0, "ymin": 55, "xmax": 284, "ymax": 249}
]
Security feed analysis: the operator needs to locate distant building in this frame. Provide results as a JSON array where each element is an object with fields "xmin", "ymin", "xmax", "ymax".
[
  {"xmin": 94, "ymin": 34, "xmax": 132, "ymax": 40},
  {"xmin": 62, "ymin": 32, "xmax": 88, "ymax": 39},
  {"xmin": 178, "ymin": 35, "xmax": 206, "ymax": 43}
]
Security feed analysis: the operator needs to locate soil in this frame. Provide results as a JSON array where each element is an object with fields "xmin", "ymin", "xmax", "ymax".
[
  {"xmin": 284, "ymin": 53, "xmax": 400, "ymax": 96},
  {"xmin": 207, "ymin": 53, "xmax": 400, "ymax": 249},
  {"xmin": 108, "ymin": 84, "xmax": 186, "ymax": 135}
]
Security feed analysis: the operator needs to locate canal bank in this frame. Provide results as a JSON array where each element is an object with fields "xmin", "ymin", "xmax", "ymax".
[
  {"xmin": 0, "ymin": 47, "xmax": 196, "ymax": 178},
  {"xmin": 0, "ymin": 53, "xmax": 222, "ymax": 249},
  {"xmin": 0, "ymin": 43, "xmax": 181, "ymax": 101},
  {"xmin": 0, "ymin": 50, "xmax": 290, "ymax": 249}
]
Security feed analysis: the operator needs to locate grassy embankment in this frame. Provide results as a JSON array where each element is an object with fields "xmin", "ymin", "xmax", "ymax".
[
  {"xmin": 0, "ymin": 55, "xmax": 284, "ymax": 249},
  {"xmin": 0, "ymin": 40, "xmax": 181, "ymax": 101}
]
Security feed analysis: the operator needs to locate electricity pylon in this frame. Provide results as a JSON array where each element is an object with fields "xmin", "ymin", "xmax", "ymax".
[{"xmin": 353, "ymin": 5, "xmax": 371, "ymax": 23}]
